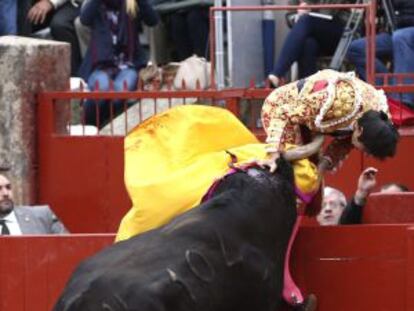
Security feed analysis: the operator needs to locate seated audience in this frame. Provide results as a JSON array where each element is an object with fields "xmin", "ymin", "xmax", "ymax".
[
  {"xmin": 79, "ymin": 0, "xmax": 158, "ymax": 126},
  {"xmin": 168, "ymin": 4, "xmax": 209, "ymax": 61},
  {"xmin": 0, "ymin": 173, "xmax": 68, "ymax": 235},
  {"xmin": 268, "ymin": 0, "xmax": 355, "ymax": 87},
  {"xmin": 380, "ymin": 182, "xmax": 409, "ymax": 193},
  {"xmin": 26, "ymin": 0, "xmax": 84, "ymax": 76},
  {"xmin": 346, "ymin": 0, "xmax": 414, "ymax": 109},
  {"xmin": 153, "ymin": 0, "xmax": 210, "ymax": 61},
  {"xmin": 0, "ymin": 0, "xmax": 17, "ymax": 36}
]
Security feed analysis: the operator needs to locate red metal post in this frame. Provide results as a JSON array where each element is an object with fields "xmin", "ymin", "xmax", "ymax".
[{"xmin": 225, "ymin": 97, "xmax": 240, "ymax": 117}]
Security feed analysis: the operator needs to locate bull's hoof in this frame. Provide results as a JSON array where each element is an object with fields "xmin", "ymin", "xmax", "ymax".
[{"xmin": 294, "ymin": 294, "xmax": 317, "ymax": 311}]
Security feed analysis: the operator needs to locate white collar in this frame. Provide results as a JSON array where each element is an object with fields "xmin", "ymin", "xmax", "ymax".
[{"xmin": 1, "ymin": 210, "xmax": 19, "ymax": 224}]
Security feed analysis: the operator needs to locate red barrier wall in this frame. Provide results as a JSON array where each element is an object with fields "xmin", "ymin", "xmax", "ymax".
[
  {"xmin": 0, "ymin": 235, "xmax": 114, "ymax": 311},
  {"xmin": 292, "ymin": 225, "xmax": 414, "ymax": 311},
  {"xmin": 363, "ymin": 192, "xmax": 414, "ymax": 224},
  {"xmin": 36, "ymin": 90, "xmax": 414, "ymax": 233},
  {"xmin": 364, "ymin": 135, "xmax": 414, "ymax": 193},
  {"xmin": 2, "ymin": 227, "xmax": 414, "ymax": 311},
  {"xmin": 37, "ymin": 137, "xmax": 130, "ymax": 233}
]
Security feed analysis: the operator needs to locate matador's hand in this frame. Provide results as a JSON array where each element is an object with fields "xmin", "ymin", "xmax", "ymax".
[{"xmin": 256, "ymin": 152, "xmax": 280, "ymax": 173}]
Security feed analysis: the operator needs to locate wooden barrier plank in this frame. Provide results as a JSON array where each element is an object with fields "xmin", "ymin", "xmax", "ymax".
[
  {"xmin": 3, "ymin": 227, "xmax": 414, "ymax": 310},
  {"xmin": 25, "ymin": 237, "xmax": 50, "ymax": 311},
  {"xmin": 38, "ymin": 138, "xmax": 130, "ymax": 233},
  {"xmin": 363, "ymin": 193, "xmax": 414, "ymax": 224},
  {"xmin": 291, "ymin": 225, "xmax": 410, "ymax": 310},
  {"xmin": 406, "ymin": 227, "xmax": 414, "ymax": 310},
  {"xmin": 297, "ymin": 225, "xmax": 408, "ymax": 257},
  {"xmin": 46, "ymin": 234, "xmax": 115, "ymax": 310},
  {"xmin": 1, "ymin": 235, "xmax": 114, "ymax": 311},
  {"xmin": 1, "ymin": 238, "xmax": 27, "ymax": 311}
]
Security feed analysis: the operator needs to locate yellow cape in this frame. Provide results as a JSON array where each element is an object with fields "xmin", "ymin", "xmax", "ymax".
[{"xmin": 117, "ymin": 105, "xmax": 320, "ymax": 241}]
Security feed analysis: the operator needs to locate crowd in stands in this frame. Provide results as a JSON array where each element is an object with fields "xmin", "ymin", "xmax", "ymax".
[
  {"xmin": 268, "ymin": 0, "xmax": 414, "ymax": 112},
  {"xmin": 1, "ymin": 0, "xmax": 414, "ymax": 127},
  {"xmin": 0, "ymin": 0, "xmax": 210, "ymax": 79},
  {"xmin": 268, "ymin": 0, "xmax": 354, "ymax": 86},
  {"xmin": 0, "ymin": 0, "xmax": 212, "ymax": 126},
  {"xmin": 1, "ymin": 1, "xmax": 412, "ymax": 86}
]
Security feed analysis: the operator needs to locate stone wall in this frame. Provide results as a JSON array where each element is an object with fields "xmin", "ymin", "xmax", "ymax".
[{"xmin": 0, "ymin": 36, "xmax": 70, "ymax": 205}]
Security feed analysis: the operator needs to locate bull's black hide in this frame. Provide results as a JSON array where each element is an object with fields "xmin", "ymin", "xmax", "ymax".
[{"xmin": 53, "ymin": 158, "xmax": 297, "ymax": 311}]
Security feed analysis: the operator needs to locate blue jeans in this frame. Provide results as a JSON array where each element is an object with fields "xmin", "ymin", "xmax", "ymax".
[
  {"xmin": 272, "ymin": 15, "xmax": 344, "ymax": 79},
  {"xmin": 347, "ymin": 28, "xmax": 414, "ymax": 106},
  {"xmin": 0, "ymin": 0, "xmax": 17, "ymax": 35},
  {"xmin": 84, "ymin": 68, "xmax": 139, "ymax": 126}
]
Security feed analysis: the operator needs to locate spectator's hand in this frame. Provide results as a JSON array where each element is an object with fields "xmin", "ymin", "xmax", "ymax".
[
  {"xmin": 355, "ymin": 167, "xmax": 378, "ymax": 204},
  {"xmin": 28, "ymin": 0, "xmax": 54, "ymax": 25},
  {"xmin": 358, "ymin": 167, "xmax": 378, "ymax": 193}
]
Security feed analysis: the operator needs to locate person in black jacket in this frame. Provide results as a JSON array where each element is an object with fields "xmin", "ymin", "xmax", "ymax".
[
  {"xmin": 339, "ymin": 167, "xmax": 378, "ymax": 224},
  {"xmin": 318, "ymin": 168, "xmax": 410, "ymax": 225},
  {"xmin": 79, "ymin": 0, "xmax": 159, "ymax": 126},
  {"xmin": 347, "ymin": 0, "xmax": 414, "ymax": 109},
  {"xmin": 340, "ymin": 168, "xmax": 410, "ymax": 224}
]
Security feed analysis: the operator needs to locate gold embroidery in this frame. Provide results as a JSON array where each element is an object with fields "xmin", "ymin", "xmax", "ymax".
[{"xmin": 261, "ymin": 69, "xmax": 391, "ymax": 150}]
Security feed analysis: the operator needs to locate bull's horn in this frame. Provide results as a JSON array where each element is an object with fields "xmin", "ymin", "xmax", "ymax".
[{"xmin": 283, "ymin": 135, "xmax": 325, "ymax": 162}]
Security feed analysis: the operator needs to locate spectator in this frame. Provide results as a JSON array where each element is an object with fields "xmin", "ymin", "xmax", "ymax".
[
  {"xmin": 341, "ymin": 169, "xmax": 410, "ymax": 224},
  {"xmin": 267, "ymin": 0, "xmax": 355, "ymax": 87},
  {"xmin": 0, "ymin": 0, "xmax": 17, "ymax": 36},
  {"xmin": 152, "ymin": 0, "xmax": 210, "ymax": 62},
  {"xmin": 339, "ymin": 167, "xmax": 378, "ymax": 224},
  {"xmin": 26, "ymin": 0, "xmax": 84, "ymax": 76},
  {"xmin": 346, "ymin": 0, "xmax": 414, "ymax": 109},
  {"xmin": 380, "ymin": 182, "xmax": 409, "ymax": 193},
  {"xmin": 319, "ymin": 167, "xmax": 410, "ymax": 225},
  {"xmin": 168, "ymin": 4, "xmax": 209, "ymax": 61},
  {"xmin": 0, "ymin": 174, "xmax": 68, "ymax": 235},
  {"xmin": 79, "ymin": 0, "xmax": 158, "ymax": 126},
  {"xmin": 317, "ymin": 186, "xmax": 347, "ymax": 226},
  {"xmin": 74, "ymin": 15, "xmax": 91, "ymax": 58}
]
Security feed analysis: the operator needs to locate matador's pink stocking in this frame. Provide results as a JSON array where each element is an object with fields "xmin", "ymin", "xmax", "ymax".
[{"xmin": 282, "ymin": 214, "xmax": 304, "ymax": 305}]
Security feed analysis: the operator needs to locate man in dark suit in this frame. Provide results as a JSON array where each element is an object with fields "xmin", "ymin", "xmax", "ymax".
[{"xmin": 0, "ymin": 173, "xmax": 68, "ymax": 235}]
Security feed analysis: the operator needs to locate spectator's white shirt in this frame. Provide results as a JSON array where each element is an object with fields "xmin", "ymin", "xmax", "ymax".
[{"xmin": 0, "ymin": 211, "xmax": 23, "ymax": 235}]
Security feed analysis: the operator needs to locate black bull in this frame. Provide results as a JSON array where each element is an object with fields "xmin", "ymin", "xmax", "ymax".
[{"xmin": 53, "ymin": 158, "xmax": 297, "ymax": 311}]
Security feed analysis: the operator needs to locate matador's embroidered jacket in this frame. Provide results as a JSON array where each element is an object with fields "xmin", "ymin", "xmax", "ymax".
[{"xmin": 261, "ymin": 69, "xmax": 390, "ymax": 167}]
